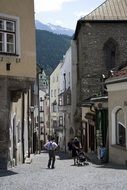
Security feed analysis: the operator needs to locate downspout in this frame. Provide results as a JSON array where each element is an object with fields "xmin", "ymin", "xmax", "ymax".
[
  {"xmin": 63, "ymin": 73, "xmax": 66, "ymax": 153},
  {"xmin": 22, "ymin": 92, "xmax": 25, "ymax": 163},
  {"xmin": 63, "ymin": 73, "xmax": 66, "ymax": 91},
  {"xmin": 37, "ymin": 72, "xmax": 41, "ymax": 153},
  {"xmin": 27, "ymin": 90, "xmax": 30, "ymax": 158}
]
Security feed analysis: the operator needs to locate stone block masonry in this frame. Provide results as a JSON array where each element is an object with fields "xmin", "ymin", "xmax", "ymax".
[{"xmin": 77, "ymin": 22, "xmax": 127, "ymax": 102}]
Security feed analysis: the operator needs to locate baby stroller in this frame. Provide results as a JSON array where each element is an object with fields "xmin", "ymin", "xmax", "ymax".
[{"xmin": 76, "ymin": 151, "xmax": 88, "ymax": 166}]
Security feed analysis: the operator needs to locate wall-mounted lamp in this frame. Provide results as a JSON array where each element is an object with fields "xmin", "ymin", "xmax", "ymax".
[{"xmin": 16, "ymin": 58, "xmax": 20, "ymax": 63}]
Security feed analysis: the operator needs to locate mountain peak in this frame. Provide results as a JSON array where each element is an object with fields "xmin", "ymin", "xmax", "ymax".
[{"xmin": 35, "ymin": 20, "xmax": 74, "ymax": 36}]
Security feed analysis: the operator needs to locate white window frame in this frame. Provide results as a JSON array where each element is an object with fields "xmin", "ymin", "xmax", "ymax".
[
  {"xmin": 0, "ymin": 13, "xmax": 20, "ymax": 56},
  {"xmin": 54, "ymin": 89, "xmax": 56, "ymax": 97},
  {"xmin": 51, "ymin": 89, "xmax": 53, "ymax": 97},
  {"xmin": 116, "ymin": 122, "xmax": 126, "ymax": 147},
  {"xmin": 111, "ymin": 106, "xmax": 121, "ymax": 144},
  {"xmin": 59, "ymin": 116, "xmax": 63, "ymax": 126},
  {"xmin": 111, "ymin": 106, "xmax": 126, "ymax": 148},
  {"xmin": 52, "ymin": 103, "xmax": 57, "ymax": 112}
]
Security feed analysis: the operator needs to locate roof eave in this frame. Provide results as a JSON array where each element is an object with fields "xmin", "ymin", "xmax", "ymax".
[
  {"xmin": 106, "ymin": 76, "xmax": 127, "ymax": 85},
  {"xmin": 73, "ymin": 20, "xmax": 83, "ymax": 40},
  {"xmin": 73, "ymin": 19, "xmax": 127, "ymax": 40}
]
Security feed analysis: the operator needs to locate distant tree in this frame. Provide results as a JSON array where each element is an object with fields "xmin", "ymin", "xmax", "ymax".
[{"xmin": 36, "ymin": 30, "xmax": 72, "ymax": 75}]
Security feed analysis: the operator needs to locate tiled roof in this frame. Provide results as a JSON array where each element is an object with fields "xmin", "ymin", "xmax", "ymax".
[
  {"xmin": 111, "ymin": 67, "xmax": 127, "ymax": 78},
  {"xmin": 82, "ymin": 0, "xmax": 127, "ymax": 21}
]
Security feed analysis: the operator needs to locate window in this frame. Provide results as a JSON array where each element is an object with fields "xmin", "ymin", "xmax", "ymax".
[
  {"xmin": 66, "ymin": 94, "xmax": 71, "ymax": 105},
  {"xmin": 0, "ymin": 19, "xmax": 16, "ymax": 54},
  {"xmin": 40, "ymin": 116, "xmax": 44, "ymax": 123},
  {"xmin": 59, "ymin": 116, "xmax": 63, "ymax": 126},
  {"xmin": 115, "ymin": 108, "xmax": 126, "ymax": 147},
  {"xmin": 117, "ymin": 123, "xmax": 126, "ymax": 147},
  {"xmin": 53, "ymin": 104, "xmax": 57, "ymax": 112},
  {"xmin": 53, "ymin": 120, "xmax": 57, "ymax": 128},
  {"xmin": 59, "ymin": 96, "xmax": 63, "ymax": 106},
  {"xmin": 40, "ymin": 127, "xmax": 43, "ymax": 134},
  {"xmin": 40, "ymin": 106, "xmax": 43, "ymax": 112},
  {"xmin": 54, "ymin": 89, "xmax": 56, "ymax": 97},
  {"xmin": 51, "ymin": 90, "xmax": 53, "ymax": 97},
  {"xmin": 103, "ymin": 38, "xmax": 118, "ymax": 70}
]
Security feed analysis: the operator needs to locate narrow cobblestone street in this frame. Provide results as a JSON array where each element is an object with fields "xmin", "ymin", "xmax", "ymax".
[{"xmin": 0, "ymin": 152, "xmax": 127, "ymax": 190}]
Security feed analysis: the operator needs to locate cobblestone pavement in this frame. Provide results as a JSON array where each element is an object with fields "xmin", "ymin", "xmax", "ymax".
[{"xmin": 0, "ymin": 152, "xmax": 127, "ymax": 190}]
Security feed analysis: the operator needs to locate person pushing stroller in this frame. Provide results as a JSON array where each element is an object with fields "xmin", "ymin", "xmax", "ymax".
[
  {"xmin": 72, "ymin": 137, "xmax": 82, "ymax": 165},
  {"xmin": 76, "ymin": 151, "xmax": 88, "ymax": 166}
]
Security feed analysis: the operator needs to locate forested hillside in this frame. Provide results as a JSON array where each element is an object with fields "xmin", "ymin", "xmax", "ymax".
[{"xmin": 36, "ymin": 29, "xmax": 72, "ymax": 75}]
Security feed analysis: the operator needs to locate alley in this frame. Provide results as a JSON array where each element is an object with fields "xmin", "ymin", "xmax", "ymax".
[{"xmin": 0, "ymin": 152, "xmax": 127, "ymax": 190}]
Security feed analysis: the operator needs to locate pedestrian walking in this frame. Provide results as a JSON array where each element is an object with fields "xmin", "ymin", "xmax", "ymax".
[{"xmin": 44, "ymin": 136, "xmax": 58, "ymax": 169}]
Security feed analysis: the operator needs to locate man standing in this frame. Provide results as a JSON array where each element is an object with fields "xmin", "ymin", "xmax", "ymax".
[{"xmin": 44, "ymin": 137, "xmax": 58, "ymax": 169}]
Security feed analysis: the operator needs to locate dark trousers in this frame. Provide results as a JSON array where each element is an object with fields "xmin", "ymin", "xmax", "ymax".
[{"xmin": 48, "ymin": 150, "xmax": 55, "ymax": 168}]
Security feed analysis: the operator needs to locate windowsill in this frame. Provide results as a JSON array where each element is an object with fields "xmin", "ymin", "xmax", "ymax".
[
  {"xmin": 111, "ymin": 144, "xmax": 127, "ymax": 151},
  {"xmin": 0, "ymin": 52, "xmax": 19, "ymax": 56}
]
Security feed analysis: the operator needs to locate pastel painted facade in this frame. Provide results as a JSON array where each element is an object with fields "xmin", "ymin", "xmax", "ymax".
[
  {"xmin": 52, "ymin": 42, "xmax": 77, "ymax": 152},
  {"xmin": 50, "ymin": 62, "xmax": 62, "ymax": 146},
  {"xmin": 0, "ymin": 0, "xmax": 36, "ymax": 169},
  {"xmin": 0, "ymin": 0, "xmax": 36, "ymax": 78},
  {"xmin": 39, "ymin": 89, "xmax": 50, "ymax": 148},
  {"xmin": 59, "ymin": 48, "xmax": 71, "ymax": 151}
]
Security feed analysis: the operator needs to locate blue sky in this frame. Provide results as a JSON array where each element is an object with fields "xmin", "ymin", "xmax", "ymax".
[{"xmin": 34, "ymin": 0, "xmax": 105, "ymax": 30}]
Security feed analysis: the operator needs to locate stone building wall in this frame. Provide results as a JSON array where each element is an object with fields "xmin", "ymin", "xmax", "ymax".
[{"xmin": 76, "ymin": 21, "xmax": 127, "ymax": 103}]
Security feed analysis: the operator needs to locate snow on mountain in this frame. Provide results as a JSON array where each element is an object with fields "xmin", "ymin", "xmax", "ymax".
[{"xmin": 35, "ymin": 20, "xmax": 74, "ymax": 36}]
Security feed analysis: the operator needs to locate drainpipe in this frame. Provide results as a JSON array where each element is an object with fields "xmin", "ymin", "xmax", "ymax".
[
  {"xmin": 22, "ymin": 92, "xmax": 25, "ymax": 163},
  {"xmin": 63, "ymin": 73, "xmax": 66, "ymax": 91},
  {"xmin": 49, "ymin": 77, "xmax": 51, "ymax": 137},
  {"xmin": 37, "ymin": 72, "xmax": 41, "ymax": 154},
  {"xmin": 27, "ymin": 90, "xmax": 30, "ymax": 158},
  {"xmin": 63, "ymin": 73, "xmax": 66, "ymax": 153}
]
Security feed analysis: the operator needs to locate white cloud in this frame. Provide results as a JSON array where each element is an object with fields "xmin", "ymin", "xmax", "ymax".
[
  {"xmin": 74, "ymin": 10, "xmax": 92, "ymax": 19},
  {"xmin": 34, "ymin": 0, "xmax": 77, "ymax": 13}
]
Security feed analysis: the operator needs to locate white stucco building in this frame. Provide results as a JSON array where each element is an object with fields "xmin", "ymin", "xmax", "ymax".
[
  {"xmin": 50, "ymin": 62, "xmax": 63, "ymax": 147},
  {"xmin": 106, "ymin": 67, "xmax": 127, "ymax": 165}
]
